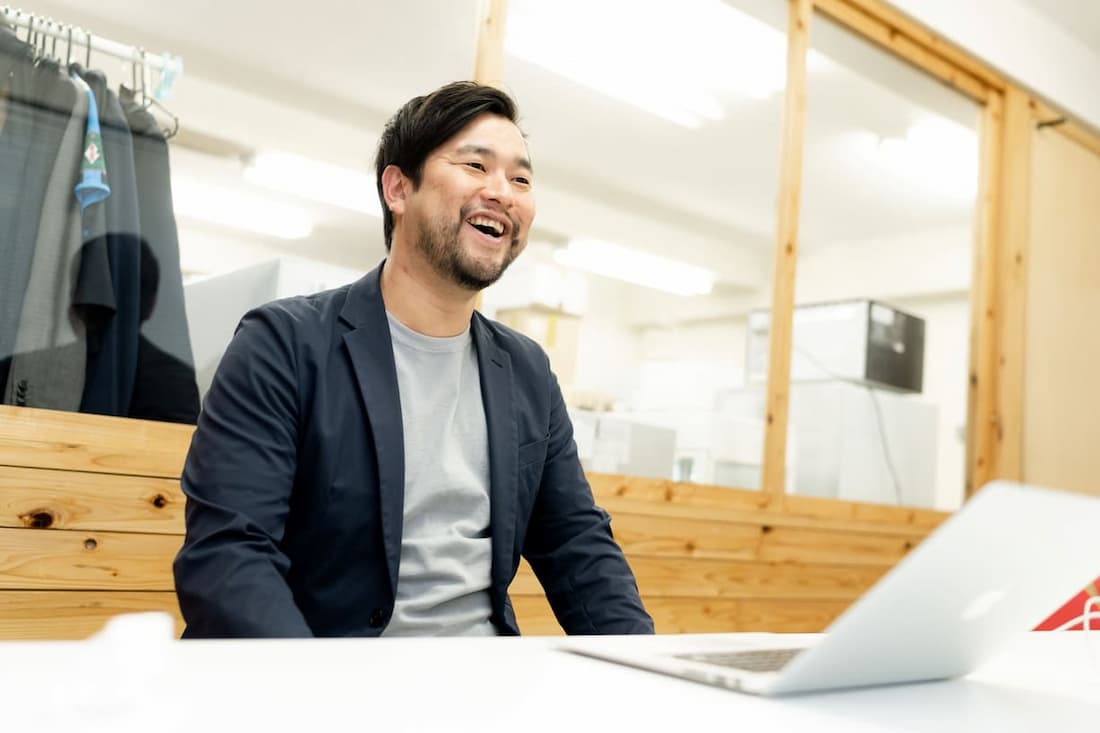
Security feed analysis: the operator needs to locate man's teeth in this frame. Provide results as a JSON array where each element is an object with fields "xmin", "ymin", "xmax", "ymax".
[{"xmin": 468, "ymin": 216, "xmax": 504, "ymax": 236}]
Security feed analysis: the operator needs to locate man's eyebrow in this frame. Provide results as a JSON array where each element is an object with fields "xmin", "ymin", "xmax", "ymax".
[{"xmin": 454, "ymin": 144, "xmax": 533, "ymax": 174}]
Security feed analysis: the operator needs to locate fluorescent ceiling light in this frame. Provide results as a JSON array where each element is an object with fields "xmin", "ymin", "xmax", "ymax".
[
  {"xmin": 243, "ymin": 151, "xmax": 383, "ymax": 217},
  {"xmin": 506, "ymin": 0, "xmax": 829, "ymax": 128},
  {"xmin": 552, "ymin": 238, "xmax": 715, "ymax": 296},
  {"xmin": 876, "ymin": 117, "xmax": 979, "ymax": 200},
  {"xmin": 172, "ymin": 176, "xmax": 314, "ymax": 240}
]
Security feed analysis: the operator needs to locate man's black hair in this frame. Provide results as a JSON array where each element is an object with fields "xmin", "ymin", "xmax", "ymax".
[{"xmin": 374, "ymin": 81, "xmax": 520, "ymax": 251}]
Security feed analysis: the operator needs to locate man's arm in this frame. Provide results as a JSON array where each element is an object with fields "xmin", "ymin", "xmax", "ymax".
[
  {"xmin": 173, "ymin": 304, "xmax": 313, "ymax": 637},
  {"xmin": 522, "ymin": 369, "xmax": 654, "ymax": 635}
]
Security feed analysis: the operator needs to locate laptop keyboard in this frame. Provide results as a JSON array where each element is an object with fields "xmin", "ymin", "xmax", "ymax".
[{"xmin": 674, "ymin": 648, "xmax": 805, "ymax": 673}]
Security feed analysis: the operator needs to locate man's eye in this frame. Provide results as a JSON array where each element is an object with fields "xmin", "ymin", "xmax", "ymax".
[
  {"xmin": 465, "ymin": 162, "xmax": 486, "ymax": 171},
  {"xmin": 513, "ymin": 177, "xmax": 531, "ymax": 186}
]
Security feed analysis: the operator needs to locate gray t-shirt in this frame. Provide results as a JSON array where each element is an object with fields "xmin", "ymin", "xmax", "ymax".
[{"xmin": 381, "ymin": 312, "xmax": 497, "ymax": 636}]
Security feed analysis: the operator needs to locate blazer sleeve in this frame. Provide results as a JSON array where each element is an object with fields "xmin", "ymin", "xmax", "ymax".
[
  {"xmin": 521, "ymin": 366, "xmax": 655, "ymax": 635},
  {"xmin": 173, "ymin": 304, "xmax": 314, "ymax": 637}
]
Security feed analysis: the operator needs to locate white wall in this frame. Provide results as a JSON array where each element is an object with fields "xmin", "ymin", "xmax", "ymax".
[
  {"xmin": 886, "ymin": 0, "xmax": 1100, "ymax": 130},
  {"xmin": 890, "ymin": 294, "xmax": 970, "ymax": 510}
]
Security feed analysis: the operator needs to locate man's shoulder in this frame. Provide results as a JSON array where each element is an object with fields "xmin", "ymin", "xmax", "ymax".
[{"xmin": 244, "ymin": 282, "xmax": 354, "ymax": 335}]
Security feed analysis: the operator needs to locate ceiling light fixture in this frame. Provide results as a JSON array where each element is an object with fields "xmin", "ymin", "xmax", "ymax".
[
  {"xmin": 552, "ymin": 238, "xmax": 716, "ymax": 296},
  {"xmin": 172, "ymin": 176, "xmax": 314, "ymax": 240},
  {"xmin": 243, "ymin": 151, "xmax": 383, "ymax": 217},
  {"xmin": 876, "ymin": 117, "xmax": 979, "ymax": 200},
  {"xmin": 506, "ymin": 0, "xmax": 829, "ymax": 128}
]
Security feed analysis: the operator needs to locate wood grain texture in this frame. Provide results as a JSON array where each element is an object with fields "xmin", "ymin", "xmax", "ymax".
[
  {"xmin": 610, "ymin": 512, "xmax": 916, "ymax": 567},
  {"xmin": 512, "ymin": 557, "xmax": 884, "ymax": 601},
  {"xmin": 0, "ymin": 528, "xmax": 180, "ymax": 591},
  {"xmin": 0, "ymin": 591, "xmax": 183, "ymax": 640},
  {"xmin": 472, "ymin": 0, "xmax": 509, "ymax": 87},
  {"xmin": 509, "ymin": 594, "xmax": 851, "ymax": 635},
  {"xmin": 0, "ymin": 466, "xmax": 185, "ymax": 534},
  {"xmin": 0, "ymin": 405, "xmax": 194, "ymax": 478},
  {"xmin": 761, "ymin": 0, "xmax": 812, "ymax": 497},
  {"xmin": 589, "ymin": 474, "xmax": 947, "ymax": 536},
  {"xmin": 967, "ymin": 93, "xmax": 1004, "ymax": 497},
  {"xmin": 989, "ymin": 87, "xmax": 1032, "ymax": 484}
]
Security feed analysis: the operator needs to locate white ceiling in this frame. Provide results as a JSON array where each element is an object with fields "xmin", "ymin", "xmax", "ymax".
[
  {"xmin": 17, "ymin": 0, "xmax": 985, "ymax": 293},
  {"xmin": 1019, "ymin": 0, "xmax": 1100, "ymax": 52}
]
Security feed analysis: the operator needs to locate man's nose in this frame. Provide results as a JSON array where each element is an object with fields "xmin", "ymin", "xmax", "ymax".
[{"xmin": 481, "ymin": 170, "xmax": 514, "ymax": 208}]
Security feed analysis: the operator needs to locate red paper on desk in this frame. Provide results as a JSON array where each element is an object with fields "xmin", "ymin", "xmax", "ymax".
[{"xmin": 1035, "ymin": 576, "xmax": 1100, "ymax": 630}]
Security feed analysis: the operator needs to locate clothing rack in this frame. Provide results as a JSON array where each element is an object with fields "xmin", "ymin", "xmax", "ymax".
[{"xmin": 1, "ymin": 5, "xmax": 182, "ymax": 99}]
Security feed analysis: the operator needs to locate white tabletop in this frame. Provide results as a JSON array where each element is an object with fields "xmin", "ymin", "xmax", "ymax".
[{"xmin": 2, "ymin": 626, "xmax": 1098, "ymax": 732}]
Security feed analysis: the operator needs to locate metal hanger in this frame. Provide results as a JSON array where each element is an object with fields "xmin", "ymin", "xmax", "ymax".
[{"xmin": 138, "ymin": 47, "xmax": 179, "ymax": 139}]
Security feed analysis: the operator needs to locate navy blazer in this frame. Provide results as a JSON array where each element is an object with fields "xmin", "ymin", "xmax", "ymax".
[{"xmin": 174, "ymin": 262, "xmax": 653, "ymax": 637}]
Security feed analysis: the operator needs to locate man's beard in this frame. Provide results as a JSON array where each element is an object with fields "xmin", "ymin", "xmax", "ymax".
[{"xmin": 415, "ymin": 209, "xmax": 520, "ymax": 291}]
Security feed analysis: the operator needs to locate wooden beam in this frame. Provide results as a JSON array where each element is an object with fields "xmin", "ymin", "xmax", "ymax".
[
  {"xmin": 0, "ymin": 466, "xmax": 185, "ymax": 534},
  {"xmin": 761, "ymin": 0, "xmax": 812, "ymax": 497},
  {"xmin": 813, "ymin": 0, "xmax": 992, "ymax": 103},
  {"xmin": 966, "ymin": 93, "xmax": 1004, "ymax": 496},
  {"xmin": 988, "ymin": 86, "xmax": 1033, "ymax": 484},
  {"xmin": 0, "ymin": 405, "xmax": 193, "ymax": 478},
  {"xmin": 472, "ymin": 0, "xmax": 509, "ymax": 87}
]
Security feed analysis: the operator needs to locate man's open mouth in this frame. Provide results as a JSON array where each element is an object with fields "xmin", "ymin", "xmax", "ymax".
[{"xmin": 467, "ymin": 215, "xmax": 506, "ymax": 239}]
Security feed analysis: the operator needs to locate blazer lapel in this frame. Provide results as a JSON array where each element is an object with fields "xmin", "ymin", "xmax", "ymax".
[
  {"xmin": 340, "ymin": 263, "xmax": 404, "ymax": 597},
  {"xmin": 472, "ymin": 314, "xmax": 517, "ymax": 601}
]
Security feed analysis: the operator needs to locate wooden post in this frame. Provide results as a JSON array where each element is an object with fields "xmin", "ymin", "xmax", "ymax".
[
  {"xmin": 966, "ymin": 93, "xmax": 1004, "ymax": 496},
  {"xmin": 472, "ymin": 0, "xmax": 509, "ymax": 312},
  {"xmin": 811, "ymin": 0, "xmax": 993, "ymax": 103},
  {"xmin": 472, "ymin": 0, "xmax": 509, "ymax": 88},
  {"xmin": 760, "ymin": 0, "xmax": 812, "ymax": 497},
  {"xmin": 986, "ymin": 86, "xmax": 1032, "ymax": 486}
]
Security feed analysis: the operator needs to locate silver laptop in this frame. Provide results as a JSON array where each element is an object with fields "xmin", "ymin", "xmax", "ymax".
[{"xmin": 567, "ymin": 481, "xmax": 1100, "ymax": 695}]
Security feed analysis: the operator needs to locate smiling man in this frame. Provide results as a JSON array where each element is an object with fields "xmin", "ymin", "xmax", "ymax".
[{"xmin": 173, "ymin": 82, "xmax": 654, "ymax": 638}]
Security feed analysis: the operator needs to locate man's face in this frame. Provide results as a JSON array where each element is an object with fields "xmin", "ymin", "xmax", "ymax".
[{"xmin": 403, "ymin": 113, "xmax": 534, "ymax": 291}]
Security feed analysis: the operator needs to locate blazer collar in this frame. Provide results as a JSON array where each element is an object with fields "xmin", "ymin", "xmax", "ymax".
[
  {"xmin": 340, "ymin": 262, "xmax": 404, "ymax": 597},
  {"xmin": 472, "ymin": 312, "xmax": 518, "ymax": 601}
]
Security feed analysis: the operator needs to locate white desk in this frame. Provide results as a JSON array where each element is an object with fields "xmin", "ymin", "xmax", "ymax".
[{"xmin": 1, "ymin": 631, "xmax": 1097, "ymax": 732}]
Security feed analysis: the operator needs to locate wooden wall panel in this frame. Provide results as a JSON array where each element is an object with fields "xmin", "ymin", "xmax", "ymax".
[
  {"xmin": 0, "ymin": 405, "xmax": 193, "ymax": 478},
  {"xmin": 591, "ymin": 474, "xmax": 945, "ymax": 535},
  {"xmin": 0, "ymin": 591, "xmax": 183, "ymax": 640},
  {"xmin": 0, "ymin": 528, "xmax": 180, "ymax": 591},
  {"xmin": 510, "ymin": 595, "xmax": 851, "ymax": 635},
  {"xmin": 514, "ymin": 557, "xmax": 885, "ymax": 601},
  {"xmin": 0, "ymin": 466, "xmax": 184, "ymax": 534},
  {"xmin": 1022, "ymin": 127, "xmax": 1100, "ymax": 496},
  {"xmin": 610, "ymin": 512, "xmax": 915, "ymax": 567}
]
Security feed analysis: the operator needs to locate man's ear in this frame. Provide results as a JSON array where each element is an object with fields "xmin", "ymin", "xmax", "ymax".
[{"xmin": 381, "ymin": 165, "xmax": 410, "ymax": 217}]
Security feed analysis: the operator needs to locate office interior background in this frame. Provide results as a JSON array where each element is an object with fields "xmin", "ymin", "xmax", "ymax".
[{"xmin": 1, "ymin": 0, "xmax": 1099, "ymax": 639}]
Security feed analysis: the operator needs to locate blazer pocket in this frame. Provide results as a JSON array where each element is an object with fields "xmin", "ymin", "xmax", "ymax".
[{"xmin": 518, "ymin": 436, "xmax": 549, "ymax": 468}]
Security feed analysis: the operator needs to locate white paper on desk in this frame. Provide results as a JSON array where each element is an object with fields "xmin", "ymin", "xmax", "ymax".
[{"xmin": 38, "ymin": 612, "xmax": 181, "ymax": 733}]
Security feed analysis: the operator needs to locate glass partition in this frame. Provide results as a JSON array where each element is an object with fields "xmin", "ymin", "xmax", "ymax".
[
  {"xmin": 483, "ymin": 0, "xmax": 790, "ymax": 488},
  {"xmin": 770, "ymin": 11, "xmax": 981, "ymax": 510}
]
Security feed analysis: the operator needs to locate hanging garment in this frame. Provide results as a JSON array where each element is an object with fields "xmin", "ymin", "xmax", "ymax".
[
  {"xmin": 3, "ymin": 80, "xmax": 89, "ymax": 409},
  {"xmin": 76, "ymin": 69, "xmax": 143, "ymax": 417},
  {"xmin": 122, "ymin": 93, "xmax": 200, "ymax": 423},
  {"xmin": 0, "ymin": 30, "xmax": 37, "ymax": 388}
]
